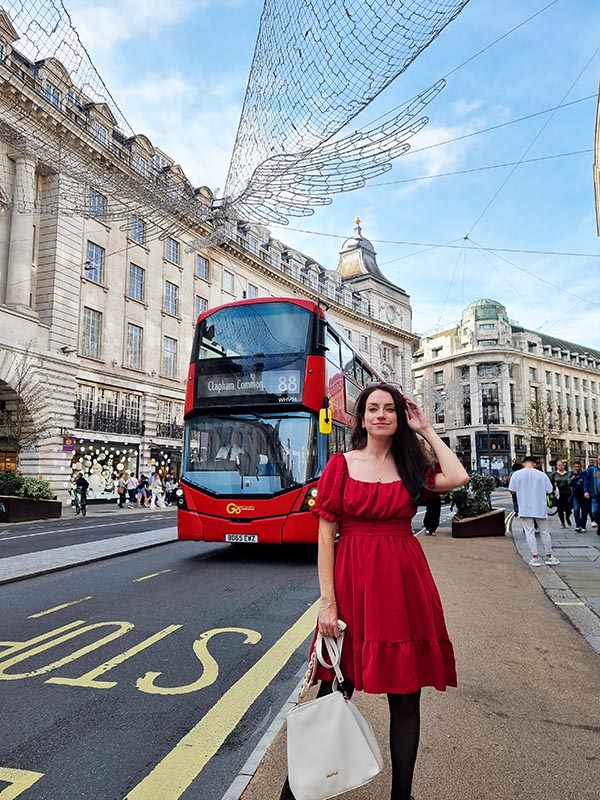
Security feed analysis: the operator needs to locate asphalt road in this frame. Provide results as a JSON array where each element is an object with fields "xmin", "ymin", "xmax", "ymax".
[
  {"xmin": 0, "ymin": 508, "xmax": 178, "ymax": 559},
  {"xmin": 0, "ymin": 538, "xmax": 320, "ymax": 800}
]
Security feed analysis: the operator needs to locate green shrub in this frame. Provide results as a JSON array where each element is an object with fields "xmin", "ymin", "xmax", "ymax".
[
  {"xmin": 0, "ymin": 472, "xmax": 54, "ymax": 501},
  {"xmin": 447, "ymin": 472, "xmax": 495, "ymax": 519}
]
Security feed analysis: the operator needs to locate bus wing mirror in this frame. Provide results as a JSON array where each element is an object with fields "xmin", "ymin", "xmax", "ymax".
[{"xmin": 319, "ymin": 408, "xmax": 332, "ymax": 435}]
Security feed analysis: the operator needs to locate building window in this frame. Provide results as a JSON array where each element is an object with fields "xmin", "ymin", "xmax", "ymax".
[
  {"xmin": 195, "ymin": 295, "xmax": 208, "ymax": 318},
  {"xmin": 530, "ymin": 386, "xmax": 539, "ymax": 406},
  {"xmin": 126, "ymin": 323, "xmax": 143, "ymax": 370},
  {"xmin": 248, "ymin": 283, "xmax": 259, "ymax": 298},
  {"xmin": 545, "ymin": 371, "xmax": 551, "ymax": 386},
  {"xmin": 478, "ymin": 323, "xmax": 496, "ymax": 330},
  {"xmin": 164, "ymin": 281, "xmax": 179, "ymax": 317},
  {"xmin": 461, "ymin": 365, "xmax": 470, "ymax": 380},
  {"xmin": 528, "ymin": 367, "xmax": 537, "ymax": 381},
  {"xmin": 128, "ymin": 263, "xmax": 145, "ymax": 303},
  {"xmin": 93, "ymin": 122, "xmax": 108, "ymax": 145},
  {"xmin": 165, "ymin": 237, "xmax": 180, "ymax": 265},
  {"xmin": 134, "ymin": 155, "xmax": 148, "ymax": 177},
  {"xmin": 152, "ymin": 153, "xmax": 171, "ymax": 172},
  {"xmin": 81, "ymin": 307, "xmax": 102, "ymax": 359},
  {"xmin": 380, "ymin": 345, "xmax": 391, "ymax": 362},
  {"xmin": 434, "ymin": 390, "xmax": 445, "ymax": 425},
  {"xmin": 195, "ymin": 255, "xmax": 209, "ymax": 280},
  {"xmin": 45, "ymin": 82, "xmax": 61, "ymax": 108},
  {"xmin": 162, "ymin": 336, "xmax": 178, "ymax": 379},
  {"xmin": 555, "ymin": 373, "xmax": 560, "ymax": 387},
  {"xmin": 360, "ymin": 334, "xmax": 369, "ymax": 352},
  {"xmin": 433, "ymin": 370, "xmax": 444, "ymax": 385},
  {"xmin": 573, "ymin": 377, "xmax": 579, "ymax": 390},
  {"xmin": 345, "ymin": 329, "xmax": 352, "ymax": 341},
  {"xmin": 462, "ymin": 385, "xmax": 471, "ymax": 425},
  {"xmin": 223, "ymin": 270, "xmax": 235, "ymax": 294},
  {"xmin": 130, "ymin": 215, "xmax": 146, "ymax": 245},
  {"xmin": 85, "ymin": 241, "xmax": 105, "ymax": 284},
  {"xmin": 88, "ymin": 189, "xmax": 106, "ymax": 222},
  {"xmin": 477, "ymin": 363, "xmax": 499, "ymax": 378},
  {"xmin": 564, "ymin": 375, "xmax": 570, "ymax": 389}
]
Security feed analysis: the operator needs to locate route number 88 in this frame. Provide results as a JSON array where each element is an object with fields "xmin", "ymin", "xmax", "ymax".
[{"xmin": 277, "ymin": 372, "xmax": 299, "ymax": 393}]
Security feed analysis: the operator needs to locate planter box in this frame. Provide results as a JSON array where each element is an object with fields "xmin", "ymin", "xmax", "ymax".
[
  {"xmin": 0, "ymin": 496, "xmax": 62, "ymax": 523},
  {"xmin": 451, "ymin": 508, "xmax": 505, "ymax": 538}
]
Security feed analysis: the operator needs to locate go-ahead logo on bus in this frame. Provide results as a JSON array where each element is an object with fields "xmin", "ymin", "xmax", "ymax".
[{"xmin": 226, "ymin": 503, "xmax": 256, "ymax": 515}]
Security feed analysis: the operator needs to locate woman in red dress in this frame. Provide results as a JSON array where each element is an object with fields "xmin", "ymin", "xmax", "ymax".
[{"xmin": 281, "ymin": 383, "xmax": 469, "ymax": 800}]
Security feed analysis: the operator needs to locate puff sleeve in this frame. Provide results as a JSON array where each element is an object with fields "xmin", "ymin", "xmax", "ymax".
[
  {"xmin": 312, "ymin": 452, "xmax": 345, "ymax": 522},
  {"xmin": 421, "ymin": 461, "xmax": 443, "ymax": 498}
]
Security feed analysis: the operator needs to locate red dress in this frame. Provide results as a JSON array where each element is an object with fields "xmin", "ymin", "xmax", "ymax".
[{"xmin": 312, "ymin": 452, "xmax": 457, "ymax": 694}]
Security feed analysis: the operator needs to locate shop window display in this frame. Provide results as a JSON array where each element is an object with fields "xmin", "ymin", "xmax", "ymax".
[{"xmin": 70, "ymin": 442, "xmax": 139, "ymax": 500}]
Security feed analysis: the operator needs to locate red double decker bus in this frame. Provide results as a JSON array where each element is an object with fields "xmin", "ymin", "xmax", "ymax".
[{"xmin": 176, "ymin": 297, "xmax": 380, "ymax": 545}]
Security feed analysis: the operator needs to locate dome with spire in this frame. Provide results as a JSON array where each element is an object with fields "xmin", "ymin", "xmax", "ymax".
[{"xmin": 336, "ymin": 218, "xmax": 389, "ymax": 282}]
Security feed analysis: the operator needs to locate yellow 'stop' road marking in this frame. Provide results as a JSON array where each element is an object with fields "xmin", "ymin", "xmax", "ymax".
[
  {"xmin": 124, "ymin": 599, "xmax": 319, "ymax": 800},
  {"xmin": 28, "ymin": 597, "xmax": 93, "ymax": 618},
  {"xmin": 133, "ymin": 570, "xmax": 172, "ymax": 583}
]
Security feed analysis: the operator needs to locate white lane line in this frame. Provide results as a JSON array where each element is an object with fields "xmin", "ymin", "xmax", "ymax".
[{"xmin": 0, "ymin": 518, "xmax": 162, "ymax": 541}]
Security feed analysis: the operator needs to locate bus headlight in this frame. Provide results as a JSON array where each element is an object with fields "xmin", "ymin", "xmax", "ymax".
[
  {"xmin": 301, "ymin": 486, "xmax": 318, "ymax": 512},
  {"xmin": 175, "ymin": 486, "xmax": 187, "ymax": 510}
]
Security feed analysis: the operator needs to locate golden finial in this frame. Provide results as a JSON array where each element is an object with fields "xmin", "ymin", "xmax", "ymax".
[{"xmin": 355, "ymin": 217, "xmax": 361, "ymax": 226}]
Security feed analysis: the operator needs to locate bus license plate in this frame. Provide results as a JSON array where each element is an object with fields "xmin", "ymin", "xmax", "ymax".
[{"xmin": 225, "ymin": 534, "xmax": 258, "ymax": 543}]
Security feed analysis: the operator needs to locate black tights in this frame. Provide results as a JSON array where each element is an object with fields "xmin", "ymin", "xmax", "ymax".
[{"xmin": 279, "ymin": 681, "xmax": 421, "ymax": 800}]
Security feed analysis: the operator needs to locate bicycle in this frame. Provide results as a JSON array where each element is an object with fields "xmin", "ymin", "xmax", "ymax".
[{"xmin": 71, "ymin": 488, "xmax": 87, "ymax": 517}]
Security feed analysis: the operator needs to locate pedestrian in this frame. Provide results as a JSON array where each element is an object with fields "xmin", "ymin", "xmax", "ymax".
[
  {"xmin": 550, "ymin": 460, "xmax": 572, "ymax": 528},
  {"xmin": 279, "ymin": 383, "xmax": 469, "ymax": 800},
  {"xmin": 508, "ymin": 456, "xmax": 560, "ymax": 567},
  {"xmin": 569, "ymin": 461, "xmax": 588, "ymax": 532},
  {"xmin": 583, "ymin": 453, "xmax": 600, "ymax": 535},
  {"xmin": 137, "ymin": 474, "xmax": 149, "ymax": 507},
  {"xmin": 423, "ymin": 493, "xmax": 442, "ymax": 536},
  {"xmin": 508, "ymin": 462, "xmax": 523, "ymax": 514},
  {"xmin": 150, "ymin": 473, "xmax": 164, "ymax": 508},
  {"xmin": 126, "ymin": 473, "xmax": 139, "ymax": 507},
  {"xmin": 164, "ymin": 473, "xmax": 176, "ymax": 505},
  {"xmin": 117, "ymin": 471, "xmax": 128, "ymax": 509}
]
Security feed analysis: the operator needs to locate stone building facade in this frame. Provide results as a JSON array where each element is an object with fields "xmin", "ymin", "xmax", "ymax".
[
  {"xmin": 0, "ymin": 10, "xmax": 417, "ymax": 502},
  {"xmin": 412, "ymin": 299, "xmax": 600, "ymax": 479}
]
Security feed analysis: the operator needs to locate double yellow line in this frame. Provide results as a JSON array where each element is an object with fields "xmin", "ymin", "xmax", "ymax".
[{"xmin": 124, "ymin": 599, "xmax": 318, "ymax": 799}]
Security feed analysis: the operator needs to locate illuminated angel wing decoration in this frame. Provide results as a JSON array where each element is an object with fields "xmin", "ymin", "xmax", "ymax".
[{"xmin": 223, "ymin": 0, "xmax": 471, "ymax": 224}]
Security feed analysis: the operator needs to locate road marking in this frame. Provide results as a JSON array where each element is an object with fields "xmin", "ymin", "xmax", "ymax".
[
  {"xmin": 555, "ymin": 601, "xmax": 585, "ymax": 606},
  {"xmin": 47, "ymin": 625, "xmax": 182, "ymax": 689},
  {"xmin": 124, "ymin": 599, "xmax": 319, "ymax": 800},
  {"xmin": 133, "ymin": 570, "xmax": 172, "ymax": 583},
  {"xmin": 136, "ymin": 628, "xmax": 262, "ymax": 696},
  {"xmin": 0, "ymin": 517, "xmax": 168, "ymax": 541},
  {"xmin": 505, "ymin": 510, "xmax": 515, "ymax": 532},
  {"xmin": 0, "ymin": 767, "xmax": 44, "ymax": 798},
  {"xmin": 28, "ymin": 597, "xmax": 93, "ymax": 618}
]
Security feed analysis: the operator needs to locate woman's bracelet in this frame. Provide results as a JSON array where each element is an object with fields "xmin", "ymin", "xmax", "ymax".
[{"xmin": 319, "ymin": 601, "xmax": 337, "ymax": 609}]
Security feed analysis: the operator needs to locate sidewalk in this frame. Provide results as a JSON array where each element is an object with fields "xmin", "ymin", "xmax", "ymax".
[{"xmin": 235, "ymin": 522, "xmax": 600, "ymax": 800}]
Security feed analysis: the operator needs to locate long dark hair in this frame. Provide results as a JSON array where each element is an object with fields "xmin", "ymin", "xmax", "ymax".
[{"xmin": 350, "ymin": 383, "xmax": 428, "ymax": 501}]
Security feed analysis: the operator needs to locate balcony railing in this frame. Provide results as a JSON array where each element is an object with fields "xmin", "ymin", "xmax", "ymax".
[
  {"xmin": 156, "ymin": 421, "xmax": 183, "ymax": 439},
  {"xmin": 75, "ymin": 406, "xmax": 145, "ymax": 436}
]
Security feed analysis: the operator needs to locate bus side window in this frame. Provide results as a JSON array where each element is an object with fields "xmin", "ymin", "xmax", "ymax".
[
  {"xmin": 328, "ymin": 423, "xmax": 346, "ymax": 457},
  {"xmin": 341, "ymin": 340, "xmax": 354, "ymax": 379},
  {"xmin": 353, "ymin": 358, "xmax": 365, "ymax": 387}
]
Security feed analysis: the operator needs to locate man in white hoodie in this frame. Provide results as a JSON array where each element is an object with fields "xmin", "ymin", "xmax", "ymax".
[{"xmin": 508, "ymin": 456, "xmax": 560, "ymax": 567}]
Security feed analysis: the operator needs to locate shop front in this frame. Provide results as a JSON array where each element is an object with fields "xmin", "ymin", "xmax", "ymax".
[
  {"xmin": 476, "ymin": 431, "xmax": 511, "ymax": 484},
  {"xmin": 69, "ymin": 439, "xmax": 140, "ymax": 501},
  {"xmin": 149, "ymin": 445, "xmax": 182, "ymax": 479}
]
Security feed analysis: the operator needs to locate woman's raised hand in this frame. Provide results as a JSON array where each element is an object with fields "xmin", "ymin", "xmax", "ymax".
[{"xmin": 404, "ymin": 397, "xmax": 432, "ymax": 434}]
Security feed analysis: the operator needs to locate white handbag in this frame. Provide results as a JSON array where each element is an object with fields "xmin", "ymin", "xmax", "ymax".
[{"xmin": 286, "ymin": 620, "xmax": 383, "ymax": 800}]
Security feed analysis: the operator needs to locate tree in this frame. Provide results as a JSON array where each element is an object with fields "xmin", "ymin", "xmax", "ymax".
[
  {"xmin": 524, "ymin": 400, "xmax": 566, "ymax": 471},
  {"xmin": 0, "ymin": 341, "xmax": 51, "ymax": 468}
]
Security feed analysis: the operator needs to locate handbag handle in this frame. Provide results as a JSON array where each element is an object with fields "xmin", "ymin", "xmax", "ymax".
[{"xmin": 298, "ymin": 620, "xmax": 347, "ymax": 701}]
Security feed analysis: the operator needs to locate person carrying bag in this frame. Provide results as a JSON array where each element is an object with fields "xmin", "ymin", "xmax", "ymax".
[{"xmin": 286, "ymin": 620, "xmax": 383, "ymax": 800}]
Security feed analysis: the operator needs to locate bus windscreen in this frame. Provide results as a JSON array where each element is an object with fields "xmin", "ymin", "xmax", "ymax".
[{"xmin": 183, "ymin": 412, "xmax": 317, "ymax": 496}]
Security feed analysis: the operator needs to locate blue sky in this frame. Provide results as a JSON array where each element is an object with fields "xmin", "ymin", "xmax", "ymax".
[{"xmin": 67, "ymin": 0, "xmax": 600, "ymax": 346}]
